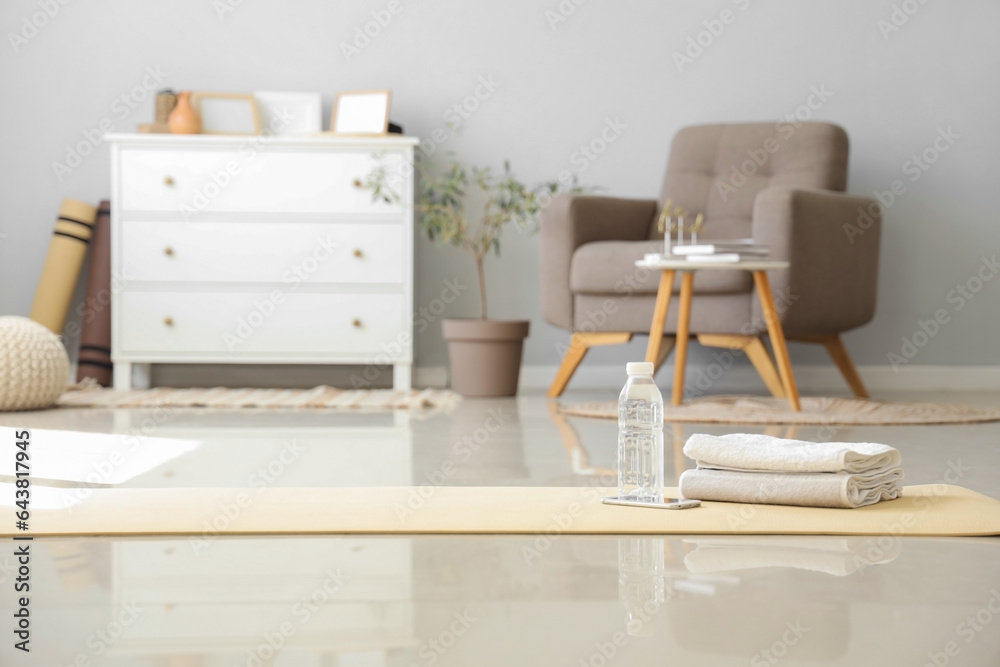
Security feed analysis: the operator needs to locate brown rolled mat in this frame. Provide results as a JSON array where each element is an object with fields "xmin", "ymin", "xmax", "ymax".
[
  {"xmin": 13, "ymin": 484, "xmax": 1000, "ymax": 537},
  {"xmin": 76, "ymin": 200, "xmax": 112, "ymax": 386},
  {"xmin": 29, "ymin": 198, "xmax": 98, "ymax": 334}
]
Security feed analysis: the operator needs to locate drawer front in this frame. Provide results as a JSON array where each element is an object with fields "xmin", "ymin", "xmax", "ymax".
[
  {"xmin": 122, "ymin": 221, "xmax": 404, "ymax": 284},
  {"xmin": 119, "ymin": 148, "xmax": 404, "ymax": 214},
  {"xmin": 119, "ymin": 291, "xmax": 404, "ymax": 356}
]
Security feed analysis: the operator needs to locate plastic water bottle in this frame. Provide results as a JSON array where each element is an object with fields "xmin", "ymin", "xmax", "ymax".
[{"xmin": 618, "ymin": 362, "xmax": 664, "ymax": 501}]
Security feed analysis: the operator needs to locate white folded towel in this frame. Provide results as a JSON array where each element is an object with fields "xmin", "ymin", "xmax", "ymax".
[
  {"xmin": 679, "ymin": 467, "xmax": 904, "ymax": 509},
  {"xmin": 683, "ymin": 433, "xmax": 901, "ymax": 474}
]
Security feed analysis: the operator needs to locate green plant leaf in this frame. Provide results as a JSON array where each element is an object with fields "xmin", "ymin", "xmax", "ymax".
[{"xmin": 361, "ymin": 152, "xmax": 595, "ymax": 318}]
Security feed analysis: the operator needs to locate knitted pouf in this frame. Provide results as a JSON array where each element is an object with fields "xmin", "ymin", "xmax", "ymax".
[{"xmin": 0, "ymin": 316, "xmax": 69, "ymax": 411}]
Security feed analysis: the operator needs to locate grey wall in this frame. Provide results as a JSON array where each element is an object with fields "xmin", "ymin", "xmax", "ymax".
[{"xmin": 2, "ymin": 0, "xmax": 998, "ymax": 377}]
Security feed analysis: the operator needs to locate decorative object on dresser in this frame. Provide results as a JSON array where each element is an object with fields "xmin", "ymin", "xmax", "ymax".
[
  {"xmin": 155, "ymin": 89, "xmax": 177, "ymax": 123},
  {"xmin": 138, "ymin": 89, "xmax": 176, "ymax": 134},
  {"xmin": 254, "ymin": 91, "xmax": 322, "ymax": 135},
  {"xmin": 29, "ymin": 198, "xmax": 98, "ymax": 334},
  {"xmin": 367, "ymin": 157, "xmax": 582, "ymax": 396},
  {"xmin": 191, "ymin": 92, "xmax": 262, "ymax": 135},
  {"xmin": 332, "ymin": 90, "xmax": 391, "ymax": 135},
  {"xmin": 167, "ymin": 91, "xmax": 202, "ymax": 134},
  {"xmin": 76, "ymin": 200, "xmax": 114, "ymax": 386},
  {"xmin": 107, "ymin": 132, "xmax": 418, "ymax": 390}
]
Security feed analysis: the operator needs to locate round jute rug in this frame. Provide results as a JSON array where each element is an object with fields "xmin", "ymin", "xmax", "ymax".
[{"xmin": 559, "ymin": 395, "xmax": 1000, "ymax": 426}]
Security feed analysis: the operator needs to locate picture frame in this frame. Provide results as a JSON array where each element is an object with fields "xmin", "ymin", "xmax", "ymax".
[
  {"xmin": 331, "ymin": 90, "xmax": 391, "ymax": 135},
  {"xmin": 191, "ymin": 92, "xmax": 262, "ymax": 135},
  {"xmin": 254, "ymin": 91, "xmax": 322, "ymax": 136}
]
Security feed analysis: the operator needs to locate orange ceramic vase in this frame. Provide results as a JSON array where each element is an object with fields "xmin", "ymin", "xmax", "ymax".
[{"xmin": 168, "ymin": 91, "xmax": 202, "ymax": 134}]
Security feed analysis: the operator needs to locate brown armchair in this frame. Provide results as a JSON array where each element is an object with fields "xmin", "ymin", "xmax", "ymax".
[{"xmin": 541, "ymin": 122, "xmax": 881, "ymax": 398}]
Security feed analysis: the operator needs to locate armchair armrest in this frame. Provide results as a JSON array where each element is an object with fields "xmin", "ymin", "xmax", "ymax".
[
  {"xmin": 540, "ymin": 194, "xmax": 657, "ymax": 329},
  {"xmin": 752, "ymin": 188, "xmax": 881, "ymax": 335}
]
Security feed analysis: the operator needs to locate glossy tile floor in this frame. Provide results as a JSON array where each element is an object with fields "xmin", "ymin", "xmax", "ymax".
[{"xmin": 1, "ymin": 389, "xmax": 999, "ymax": 665}]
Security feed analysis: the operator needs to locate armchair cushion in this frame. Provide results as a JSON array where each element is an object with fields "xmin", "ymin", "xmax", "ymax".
[
  {"xmin": 540, "ymin": 194, "xmax": 657, "ymax": 329},
  {"xmin": 569, "ymin": 240, "xmax": 752, "ymax": 295}
]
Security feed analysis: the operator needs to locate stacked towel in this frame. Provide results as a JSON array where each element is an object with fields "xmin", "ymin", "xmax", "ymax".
[{"xmin": 679, "ymin": 433, "xmax": 903, "ymax": 509}]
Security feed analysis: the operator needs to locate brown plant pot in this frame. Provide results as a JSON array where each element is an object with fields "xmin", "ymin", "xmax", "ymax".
[{"xmin": 441, "ymin": 319, "xmax": 529, "ymax": 397}]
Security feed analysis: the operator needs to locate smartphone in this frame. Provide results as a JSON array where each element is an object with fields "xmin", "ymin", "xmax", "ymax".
[{"xmin": 602, "ymin": 496, "xmax": 702, "ymax": 510}]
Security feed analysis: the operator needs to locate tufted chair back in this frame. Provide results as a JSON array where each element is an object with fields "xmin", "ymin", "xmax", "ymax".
[{"xmin": 651, "ymin": 122, "xmax": 850, "ymax": 240}]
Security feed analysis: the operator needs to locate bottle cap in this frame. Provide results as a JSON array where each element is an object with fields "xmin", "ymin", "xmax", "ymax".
[{"xmin": 626, "ymin": 362, "xmax": 654, "ymax": 376}]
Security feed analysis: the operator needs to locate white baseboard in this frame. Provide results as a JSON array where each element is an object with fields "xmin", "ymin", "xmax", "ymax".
[
  {"xmin": 81, "ymin": 362, "xmax": 999, "ymax": 393},
  {"xmin": 414, "ymin": 366, "xmax": 449, "ymax": 389},
  {"xmin": 415, "ymin": 364, "xmax": 1000, "ymax": 392}
]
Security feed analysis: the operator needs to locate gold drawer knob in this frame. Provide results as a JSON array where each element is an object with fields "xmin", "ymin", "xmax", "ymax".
[
  {"xmin": 352, "ymin": 178, "xmax": 362, "ymax": 188},
  {"xmin": 164, "ymin": 246, "xmax": 174, "ymax": 256},
  {"xmin": 163, "ymin": 317, "xmax": 174, "ymax": 327},
  {"xmin": 164, "ymin": 176, "xmax": 175, "ymax": 186},
  {"xmin": 352, "ymin": 248, "xmax": 363, "ymax": 258},
  {"xmin": 352, "ymin": 318, "xmax": 362, "ymax": 328}
]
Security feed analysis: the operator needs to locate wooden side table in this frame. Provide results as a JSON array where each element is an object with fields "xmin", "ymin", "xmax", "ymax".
[{"xmin": 635, "ymin": 257, "xmax": 801, "ymax": 411}]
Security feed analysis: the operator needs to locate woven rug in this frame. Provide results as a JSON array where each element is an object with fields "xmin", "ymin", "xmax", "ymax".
[
  {"xmin": 57, "ymin": 385, "xmax": 460, "ymax": 410},
  {"xmin": 559, "ymin": 395, "xmax": 1000, "ymax": 426}
]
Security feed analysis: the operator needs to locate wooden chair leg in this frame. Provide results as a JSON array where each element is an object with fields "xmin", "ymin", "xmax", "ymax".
[
  {"xmin": 654, "ymin": 336, "xmax": 676, "ymax": 374},
  {"xmin": 696, "ymin": 334, "xmax": 785, "ymax": 398},
  {"xmin": 823, "ymin": 335, "xmax": 870, "ymax": 398},
  {"xmin": 753, "ymin": 271, "xmax": 800, "ymax": 411},
  {"xmin": 788, "ymin": 334, "xmax": 870, "ymax": 399},
  {"xmin": 743, "ymin": 337, "xmax": 786, "ymax": 399},
  {"xmin": 548, "ymin": 332, "xmax": 633, "ymax": 398},
  {"xmin": 548, "ymin": 402, "xmax": 615, "ymax": 478}
]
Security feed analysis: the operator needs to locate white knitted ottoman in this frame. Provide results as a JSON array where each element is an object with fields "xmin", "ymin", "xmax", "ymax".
[{"xmin": 0, "ymin": 316, "xmax": 69, "ymax": 411}]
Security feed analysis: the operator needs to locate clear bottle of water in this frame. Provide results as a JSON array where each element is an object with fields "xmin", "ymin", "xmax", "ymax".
[{"xmin": 618, "ymin": 362, "xmax": 664, "ymax": 502}]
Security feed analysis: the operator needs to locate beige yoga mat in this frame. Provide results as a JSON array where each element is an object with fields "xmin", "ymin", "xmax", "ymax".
[
  {"xmin": 30, "ymin": 198, "xmax": 98, "ymax": 334},
  {"xmin": 13, "ymin": 484, "xmax": 1000, "ymax": 537}
]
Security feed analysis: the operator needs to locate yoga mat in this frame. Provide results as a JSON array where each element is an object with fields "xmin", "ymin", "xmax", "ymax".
[
  {"xmin": 11, "ymin": 484, "xmax": 1000, "ymax": 537},
  {"xmin": 76, "ymin": 200, "xmax": 112, "ymax": 386},
  {"xmin": 30, "ymin": 198, "xmax": 98, "ymax": 334}
]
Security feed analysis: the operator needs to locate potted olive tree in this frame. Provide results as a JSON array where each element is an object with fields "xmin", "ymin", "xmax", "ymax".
[{"xmin": 366, "ymin": 157, "xmax": 578, "ymax": 397}]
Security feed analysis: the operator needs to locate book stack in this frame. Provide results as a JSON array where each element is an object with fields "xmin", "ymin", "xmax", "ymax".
[{"xmin": 670, "ymin": 239, "xmax": 769, "ymax": 263}]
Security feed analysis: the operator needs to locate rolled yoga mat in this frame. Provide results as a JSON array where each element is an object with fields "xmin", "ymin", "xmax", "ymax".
[
  {"xmin": 76, "ymin": 200, "xmax": 113, "ymax": 386},
  {"xmin": 12, "ymin": 484, "xmax": 1000, "ymax": 537},
  {"xmin": 29, "ymin": 199, "xmax": 98, "ymax": 334}
]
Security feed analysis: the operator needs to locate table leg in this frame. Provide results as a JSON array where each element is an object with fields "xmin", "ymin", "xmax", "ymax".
[
  {"xmin": 672, "ymin": 272, "xmax": 694, "ymax": 406},
  {"xmin": 644, "ymin": 270, "xmax": 675, "ymax": 364},
  {"xmin": 753, "ymin": 271, "xmax": 801, "ymax": 411}
]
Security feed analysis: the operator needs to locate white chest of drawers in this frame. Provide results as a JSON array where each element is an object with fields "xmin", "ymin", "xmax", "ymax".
[{"xmin": 107, "ymin": 133, "xmax": 417, "ymax": 390}]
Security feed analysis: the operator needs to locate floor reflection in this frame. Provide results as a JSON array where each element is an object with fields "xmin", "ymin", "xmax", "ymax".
[
  {"xmin": 1, "ymin": 394, "xmax": 999, "ymax": 664},
  {"xmin": 13, "ymin": 535, "xmax": 1000, "ymax": 665}
]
